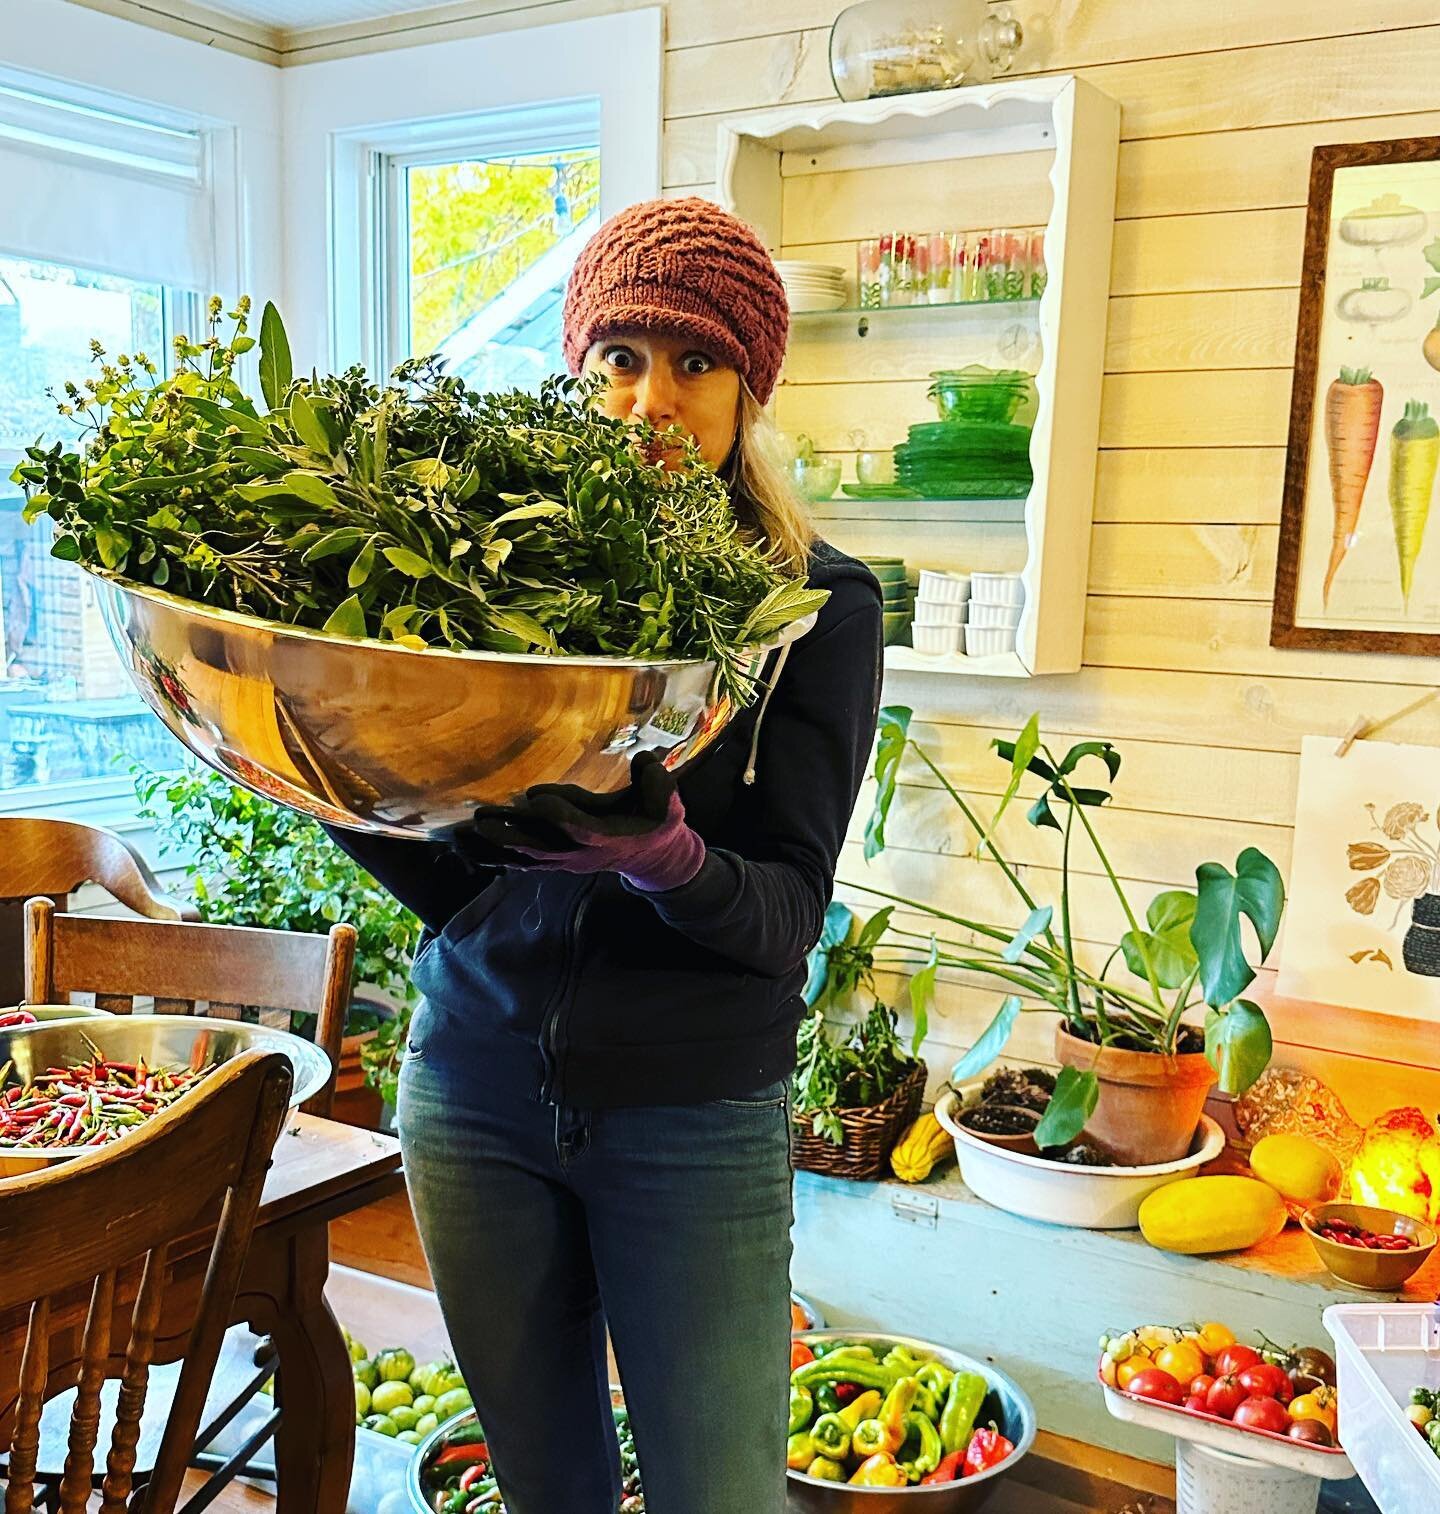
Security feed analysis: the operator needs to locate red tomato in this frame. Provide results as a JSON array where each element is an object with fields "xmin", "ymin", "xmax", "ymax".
[
  {"xmin": 1238, "ymin": 1363, "xmax": 1294, "ymax": 1404},
  {"xmin": 1205, "ymin": 1375, "xmax": 1247, "ymax": 1420},
  {"xmin": 1189, "ymin": 1374, "xmax": 1216, "ymax": 1398},
  {"xmin": 1126, "ymin": 1368, "xmax": 1185, "ymax": 1406},
  {"xmin": 1233, "ymin": 1396, "xmax": 1293, "ymax": 1435},
  {"xmin": 790, "ymin": 1342, "xmax": 815, "ymax": 1372},
  {"xmin": 1183, "ymin": 1394, "xmax": 1209, "ymax": 1414},
  {"xmin": 1213, "ymin": 1345, "xmax": 1262, "ymax": 1377}
]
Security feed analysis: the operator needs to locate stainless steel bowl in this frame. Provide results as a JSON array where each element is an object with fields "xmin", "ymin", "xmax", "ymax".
[
  {"xmin": 1, "ymin": 1004, "xmax": 112, "ymax": 1025},
  {"xmin": 0, "ymin": 1015, "xmax": 332, "ymax": 1178},
  {"xmin": 788, "ymin": 1331, "xmax": 1036, "ymax": 1512},
  {"xmin": 93, "ymin": 570, "xmax": 808, "ymax": 838}
]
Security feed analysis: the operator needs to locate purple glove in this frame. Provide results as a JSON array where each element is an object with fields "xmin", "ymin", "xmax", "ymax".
[{"xmin": 469, "ymin": 752, "xmax": 706, "ymax": 893}]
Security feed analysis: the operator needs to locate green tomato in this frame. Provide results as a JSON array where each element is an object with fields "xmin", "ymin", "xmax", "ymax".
[
  {"xmin": 408, "ymin": 1367, "xmax": 428, "ymax": 1394},
  {"xmin": 412, "ymin": 1394, "xmax": 436, "ymax": 1417},
  {"xmin": 414, "ymin": 1413, "xmax": 439, "ymax": 1437},
  {"xmin": 349, "ymin": 1339, "xmax": 369, "ymax": 1363},
  {"xmin": 354, "ymin": 1382, "xmax": 371, "ymax": 1418},
  {"xmin": 370, "ymin": 1381, "xmax": 414, "ymax": 1417},
  {"xmin": 388, "ymin": 1407, "xmax": 419, "ymax": 1432},
  {"xmin": 396, "ymin": 1430, "xmax": 424, "ymax": 1445},
  {"xmin": 374, "ymin": 1349, "xmax": 416, "ymax": 1384},
  {"xmin": 353, "ymin": 1358, "xmax": 379, "ymax": 1392},
  {"xmin": 434, "ymin": 1388, "xmax": 473, "ymax": 1422},
  {"xmin": 363, "ymin": 1414, "xmax": 398, "ymax": 1438}
]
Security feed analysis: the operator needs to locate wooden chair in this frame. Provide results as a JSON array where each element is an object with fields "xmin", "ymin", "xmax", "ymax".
[
  {"xmin": 0, "ymin": 1049, "xmax": 293, "ymax": 1514},
  {"xmin": 22, "ymin": 899, "xmax": 355, "ymax": 1119},
  {"xmin": 0, "ymin": 818, "xmax": 197, "ymax": 1007}
]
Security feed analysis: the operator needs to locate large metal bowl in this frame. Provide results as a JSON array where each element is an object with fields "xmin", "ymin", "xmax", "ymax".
[
  {"xmin": 788, "ymin": 1331, "xmax": 1036, "ymax": 1512},
  {"xmin": 0, "ymin": 1015, "xmax": 332, "ymax": 1178},
  {"xmin": 1, "ymin": 1004, "xmax": 112, "ymax": 1025},
  {"xmin": 93, "ymin": 570, "xmax": 806, "ymax": 838}
]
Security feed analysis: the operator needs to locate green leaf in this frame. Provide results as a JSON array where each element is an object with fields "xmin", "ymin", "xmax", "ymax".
[
  {"xmin": 258, "ymin": 301, "xmax": 292, "ymax": 412},
  {"xmin": 382, "ymin": 546, "xmax": 433, "ymax": 579},
  {"xmin": 487, "ymin": 607, "xmax": 555, "ymax": 650},
  {"xmin": 302, "ymin": 527, "xmax": 368, "ymax": 563},
  {"xmin": 1204, "ymin": 999, "xmax": 1273, "ymax": 1096},
  {"xmin": 181, "ymin": 395, "xmax": 266, "ymax": 436},
  {"xmin": 283, "ymin": 472, "xmax": 342, "ymax": 510},
  {"xmin": 950, "ymin": 995, "xmax": 1021, "ymax": 1083},
  {"xmin": 1120, "ymin": 889, "xmax": 1198, "ymax": 989},
  {"xmin": 908, "ymin": 935, "xmax": 939, "ymax": 1055},
  {"xmin": 348, "ymin": 540, "xmax": 376, "ymax": 588},
  {"xmin": 1424, "ymin": 277, "xmax": 1440, "ymax": 300},
  {"xmin": 864, "ymin": 705, "xmax": 912, "ymax": 860},
  {"xmin": 51, "ymin": 535, "xmax": 81, "ymax": 562},
  {"xmin": 804, "ymin": 901, "xmax": 854, "ymax": 1006},
  {"xmin": 1034, "ymin": 1066, "xmax": 1099, "ymax": 1149},
  {"xmin": 983, "ymin": 714, "xmax": 1041, "ymax": 841},
  {"xmin": 1425, "ymin": 237, "xmax": 1440, "ymax": 275},
  {"xmin": 855, "ymin": 906, "xmax": 894, "ymax": 951},
  {"xmin": 1002, "ymin": 904, "xmax": 1053, "ymax": 964},
  {"xmin": 737, "ymin": 581, "xmax": 830, "ymax": 644},
  {"xmin": 322, "ymin": 594, "xmax": 366, "ymax": 638},
  {"xmin": 289, "ymin": 393, "xmax": 332, "ymax": 456},
  {"xmin": 1057, "ymin": 740, "xmax": 1121, "ymax": 783},
  {"xmin": 1192, "ymin": 848, "xmax": 1286, "ymax": 1007},
  {"xmin": 94, "ymin": 524, "xmax": 130, "ymax": 569},
  {"xmin": 1027, "ymin": 792, "xmax": 1061, "ymax": 831},
  {"xmin": 491, "ymin": 502, "xmax": 567, "ymax": 528}
]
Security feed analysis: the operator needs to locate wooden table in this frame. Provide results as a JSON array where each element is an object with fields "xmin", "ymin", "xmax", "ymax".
[{"xmin": 1, "ymin": 1114, "xmax": 404, "ymax": 1514}]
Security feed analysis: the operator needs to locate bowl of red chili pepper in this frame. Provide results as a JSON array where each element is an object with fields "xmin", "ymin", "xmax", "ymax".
[
  {"xmin": 787, "ymin": 1331, "xmax": 1035, "ymax": 1510},
  {"xmin": 0, "ymin": 1016, "xmax": 332, "ymax": 1178}
]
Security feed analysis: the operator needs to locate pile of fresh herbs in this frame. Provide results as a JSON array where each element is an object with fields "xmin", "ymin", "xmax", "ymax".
[
  {"xmin": 792, "ymin": 903, "xmax": 924, "ymax": 1145},
  {"xmin": 12, "ymin": 299, "xmax": 824, "ymax": 701}
]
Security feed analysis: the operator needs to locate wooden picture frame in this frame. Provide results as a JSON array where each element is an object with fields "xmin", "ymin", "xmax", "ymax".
[{"xmin": 1272, "ymin": 135, "xmax": 1440, "ymax": 654}]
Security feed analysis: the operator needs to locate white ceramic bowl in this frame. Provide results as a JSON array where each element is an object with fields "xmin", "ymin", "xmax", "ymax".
[
  {"xmin": 967, "ymin": 601, "xmax": 1023, "ymax": 629},
  {"xmin": 963, "ymin": 625, "xmax": 1018, "ymax": 657},
  {"xmin": 969, "ymin": 572, "xmax": 1025, "ymax": 607},
  {"xmin": 911, "ymin": 623, "xmax": 960, "ymax": 656},
  {"xmin": 912, "ymin": 600, "xmax": 967, "ymax": 627},
  {"xmin": 918, "ymin": 570, "xmax": 971, "ymax": 605},
  {"xmin": 935, "ymin": 1088, "xmax": 1225, "ymax": 1229}
]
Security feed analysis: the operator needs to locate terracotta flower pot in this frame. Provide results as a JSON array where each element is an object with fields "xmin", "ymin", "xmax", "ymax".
[{"xmin": 1055, "ymin": 1024, "xmax": 1215, "ymax": 1166}]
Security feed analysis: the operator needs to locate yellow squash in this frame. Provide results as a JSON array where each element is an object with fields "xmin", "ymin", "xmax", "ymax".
[
  {"xmin": 890, "ymin": 1111, "xmax": 951, "ymax": 1183},
  {"xmin": 1138, "ymin": 1176, "xmax": 1288, "ymax": 1255},
  {"xmin": 1249, "ymin": 1133, "xmax": 1343, "ymax": 1210}
]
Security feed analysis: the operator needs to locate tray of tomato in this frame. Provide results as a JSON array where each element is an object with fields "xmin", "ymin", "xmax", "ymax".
[{"xmin": 1097, "ymin": 1321, "xmax": 1353, "ymax": 1478}]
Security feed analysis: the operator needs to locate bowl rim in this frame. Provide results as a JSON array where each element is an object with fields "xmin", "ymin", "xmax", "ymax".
[
  {"xmin": 90, "ymin": 567, "xmax": 805, "ymax": 674},
  {"xmin": 936, "ymin": 1088, "xmax": 1225, "ymax": 1178},
  {"xmin": 1300, "ymin": 1200, "xmax": 1438, "ymax": 1252},
  {"xmin": 786, "ymin": 1328, "xmax": 1036, "ymax": 1492}
]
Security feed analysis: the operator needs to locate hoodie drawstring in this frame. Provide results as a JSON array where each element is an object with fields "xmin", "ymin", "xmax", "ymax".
[{"xmin": 743, "ymin": 640, "xmax": 793, "ymax": 786}]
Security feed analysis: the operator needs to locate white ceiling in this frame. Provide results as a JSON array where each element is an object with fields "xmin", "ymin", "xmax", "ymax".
[{"xmin": 197, "ymin": 0, "xmax": 439, "ymax": 29}]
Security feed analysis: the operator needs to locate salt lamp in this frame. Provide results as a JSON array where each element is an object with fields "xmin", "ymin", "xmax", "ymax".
[{"xmin": 1346, "ymin": 1106, "xmax": 1440, "ymax": 1224}]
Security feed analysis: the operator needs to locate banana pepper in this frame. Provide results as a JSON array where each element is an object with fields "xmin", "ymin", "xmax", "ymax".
[
  {"xmin": 805, "ymin": 1456, "xmax": 846, "ymax": 1482},
  {"xmin": 916, "ymin": 1362, "xmax": 955, "ymax": 1399},
  {"xmin": 939, "ymin": 1370, "xmax": 988, "ymax": 1455},
  {"xmin": 839, "ymin": 1391, "xmax": 881, "ymax": 1430},
  {"xmin": 851, "ymin": 1376, "xmax": 918, "ymax": 1459},
  {"xmin": 809, "ymin": 1413, "xmax": 851, "ymax": 1462},
  {"xmin": 912, "ymin": 1384, "xmax": 943, "ymax": 1423},
  {"xmin": 899, "ymin": 1411, "xmax": 943, "ymax": 1482},
  {"xmin": 788, "ymin": 1385, "xmax": 813, "ymax": 1436},
  {"xmin": 849, "ymin": 1453, "xmax": 907, "ymax": 1487},
  {"xmin": 791, "ymin": 1354, "xmax": 905, "ymax": 1395},
  {"xmin": 787, "ymin": 1433, "xmax": 817, "ymax": 1471}
]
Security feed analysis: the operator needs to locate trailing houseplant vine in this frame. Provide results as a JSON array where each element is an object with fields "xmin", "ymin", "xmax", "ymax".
[{"xmin": 849, "ymin": 707, "xmax": 1285, "ymax": 1148}]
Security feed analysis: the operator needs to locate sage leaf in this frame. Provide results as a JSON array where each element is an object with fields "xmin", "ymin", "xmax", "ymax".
[
  {"xmin": 322, "ymin": 594, "xmax": 367, "ymax": 638},
  {"xmin": 383, "ymin": 546, "xmax": 433, "ymax": 579},
  {"xmin": 258, "ymin": 301, "xmax": 292, "ymax": 411}
]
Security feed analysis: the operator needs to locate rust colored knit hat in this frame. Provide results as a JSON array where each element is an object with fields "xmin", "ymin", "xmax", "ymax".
[{"xmin": 562, "ymin": 197, "xmax": 789, "ymax": 406}]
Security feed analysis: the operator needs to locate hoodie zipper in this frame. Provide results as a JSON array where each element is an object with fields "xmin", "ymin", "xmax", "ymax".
[{"xmin": 540, "ymin": 876, "xmax": 597, "ymax": 1104}]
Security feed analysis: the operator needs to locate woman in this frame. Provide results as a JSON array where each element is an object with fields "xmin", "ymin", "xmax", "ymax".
[{"xmin": 331, "ymin": 198, "xmax": 882, "ymax": 1513}]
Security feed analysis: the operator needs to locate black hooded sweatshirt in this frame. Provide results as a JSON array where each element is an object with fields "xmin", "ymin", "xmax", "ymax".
[{"xmin": 325, "ymin": 540, "xmax": 882, "ymax": 1107}]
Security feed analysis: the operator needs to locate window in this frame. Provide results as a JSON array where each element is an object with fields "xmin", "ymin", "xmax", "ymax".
[{"xmin": 0, "ymin": 258, "xmax": 198, "ymax": 812}]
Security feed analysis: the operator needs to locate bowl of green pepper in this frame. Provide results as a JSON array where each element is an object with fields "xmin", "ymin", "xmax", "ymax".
[{"xmin": 787, "ymin": 1331, "xmax": 1035, "ymax": 1509}]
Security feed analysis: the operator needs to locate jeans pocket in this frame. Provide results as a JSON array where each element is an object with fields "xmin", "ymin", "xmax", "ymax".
[
  {"xmin": 403, "ymin": 998, "xmax": 440, "ymax": 1064},
  {"xmin": 710, "ymin": 1078, "xmax": 790, "ymax": 1110}
]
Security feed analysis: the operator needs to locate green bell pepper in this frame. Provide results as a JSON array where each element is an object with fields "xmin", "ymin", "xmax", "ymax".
[
  {"xmin": 814, "ymin": 1384, "xmax": 842, "ymax": 1417},
  {"xmin": 899, "ymin": 1412, "xmax": 943, "ymax": 1482},
  {"xmin": 939, "ymin": 1371, "xmax": 988, "ymax": 1455},
  {"xmin": 787, "ymin": 1433, "xmax": 817, "ymax": 1471},
  {"xmin": 806, "ymin": 1456, "xmax": 847, "ymax": 1482},
  {"xmin": 809, "ymin": 1413, "xmax": 851, "ymax": 1462},
  {"xmin": 915, "ymin": 1362, "xmax": 955, "ymax": 1398},
  {"xmin": 789, "ymin": 1385, "xmax": 814, "ymax": 1436}
]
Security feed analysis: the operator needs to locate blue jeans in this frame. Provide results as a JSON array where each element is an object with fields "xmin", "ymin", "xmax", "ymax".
[{"xmin": 397, "ymin": 1002, "xmax": 795, "ymax": 1514}]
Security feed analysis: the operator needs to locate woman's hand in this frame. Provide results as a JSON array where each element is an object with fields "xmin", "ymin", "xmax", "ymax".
[{"xmin": 468, "ymin": 752, "xmax": 706, "ymax": 893}]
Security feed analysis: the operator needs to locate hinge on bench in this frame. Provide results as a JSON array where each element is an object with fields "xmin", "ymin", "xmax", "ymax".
[{"xmin": 890, "ymin": 1190, "xmax": 938, "ymax": 1228}]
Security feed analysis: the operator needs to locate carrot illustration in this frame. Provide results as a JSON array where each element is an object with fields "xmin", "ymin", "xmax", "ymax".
[
  {"xmin": 1389, "ymin": 399, "xmax": 1440, "ymax": 609},
  {"xmin": 1322, "ymin": 366, "xmax": 1383, "ymax": 605}
]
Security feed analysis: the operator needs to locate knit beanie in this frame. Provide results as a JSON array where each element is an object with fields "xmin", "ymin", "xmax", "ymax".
[{"xmin": 562, "ymin": 197, "xmax": 789, "ymax": 406}]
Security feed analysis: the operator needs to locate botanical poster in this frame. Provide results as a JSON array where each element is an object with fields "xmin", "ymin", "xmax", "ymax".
[
  {"xmin": 1291, "ymin": 160, "xmax": 1440, "ymax": 633},
  {"xmin": 1279, "ymin": 735, "xmax": 1440, "ymax": 1022}
]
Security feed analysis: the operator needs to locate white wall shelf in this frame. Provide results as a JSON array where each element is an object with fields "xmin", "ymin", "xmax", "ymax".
[{"xmin": 717, "ymin": 75, "xmax": 1120, "ymax": 677}]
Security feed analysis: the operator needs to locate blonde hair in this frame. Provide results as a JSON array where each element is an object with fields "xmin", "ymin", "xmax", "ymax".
[{"xmin": 725, "ymin": 384, "xmax": 815, "ymax": 574}]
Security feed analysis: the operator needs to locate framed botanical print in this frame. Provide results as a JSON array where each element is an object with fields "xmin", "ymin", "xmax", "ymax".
[{"xmin": 1273, "ymin": 135, "xmax": 1440, "ymax": 653}]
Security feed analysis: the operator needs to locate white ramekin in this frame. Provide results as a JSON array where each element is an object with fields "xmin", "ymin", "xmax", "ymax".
[
  {"xmin": 968, "ymin": 572, "xmax": 1024, "ymax": 607},
  {"xmin": 966, "ymin": 601, "xmax": 1023, "ymax": 628},
  {"xmin": 963, "ymin": 625, "xmax": 1018, "ymax": 657},
  {"xmin": 912, "ymin": 600, "xmax": 967, "ymax": 627},
  {"xmin": 917, "ymin": 570, "xmax": 971, "ymax": 605},
  {"xmin": 911, "ymin": 623, "xmax": 961, "ymax": 655}
]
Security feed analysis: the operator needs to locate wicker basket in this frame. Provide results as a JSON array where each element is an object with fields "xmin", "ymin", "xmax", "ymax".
[{"xmin": 791, "ymin": 1060, "xmax": 928, "ymax": 1180}]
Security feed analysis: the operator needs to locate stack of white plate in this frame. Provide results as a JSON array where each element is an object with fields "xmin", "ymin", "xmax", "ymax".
[{"xmin": 775, "ymin": 260, "xmax": 846, "ymax": 313}]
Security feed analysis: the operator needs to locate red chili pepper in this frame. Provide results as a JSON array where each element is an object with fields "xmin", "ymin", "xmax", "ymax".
[
  {"xmin": 921, "ymin": 1449, "xmax": 965, "ymax": 1485},
  {"xmin": 431, "ymin": 1443, "xmax": 489, "ymax": 1469},
  {"xmin": 458, "ymin": 1463, "xmax": 490, "ymax": 1492},
  {"xmin": 962, "ymin": 1427, "xmax": 1014, "ymax": 1477}
]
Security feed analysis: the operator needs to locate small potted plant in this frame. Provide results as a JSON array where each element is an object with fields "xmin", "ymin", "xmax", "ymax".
[
  {"xmin": 133, "ymin": 763, "xmax": 421, "ymax": 1126},
  {"xmin": 792, "ymin": 903, "xmax": 928, "ymax": 1179},
  {"xmin": 852, "ymin": 709, "xmax": 1285, "ymax": 1165}
]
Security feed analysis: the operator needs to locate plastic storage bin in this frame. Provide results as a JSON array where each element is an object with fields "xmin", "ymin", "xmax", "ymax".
[
  {"xmin": 1325, "ymin": 1303, "xmax": 1440, "ymax": 1514},
  {"xmin": 1177, "ymin": 1442, "xmax": 1321, "ymax": 1514}
]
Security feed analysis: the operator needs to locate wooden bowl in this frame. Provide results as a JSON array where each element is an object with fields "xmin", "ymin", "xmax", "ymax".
[{"xmin": 1301, "ymin": 1201, "xmax": 1437, "ymax": 1290}]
